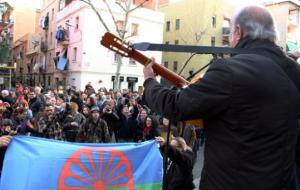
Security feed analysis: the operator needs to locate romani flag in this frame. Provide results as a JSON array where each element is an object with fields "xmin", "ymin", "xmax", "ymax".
[{"xmin": 0, "ymin": 136, "xmax": 163, "ymax": 190}]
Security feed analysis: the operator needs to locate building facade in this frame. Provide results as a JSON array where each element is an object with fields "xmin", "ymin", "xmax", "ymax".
[
  {"xmin": 159, "ymin": 0, "xmax": 224, "ymax": 83},
  {"xmin": 37, "ymin": 0, "xmax": 60, "ymax": 89},
  {"xmin": 0, "ymin": 2, "xmax": 13, "ymax": 88},
  {"xmin": 263, "ymin": 0, "xmax": 300, "ymax": 54},
  {"xmin": 54, "ymin": 0, "xmax": 164, "ymax": 91}
]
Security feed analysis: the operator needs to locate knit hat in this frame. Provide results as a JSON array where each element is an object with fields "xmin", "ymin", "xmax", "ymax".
[{"xmin": 90, "ymin": 106, "xmax": 100, "ymax": 113}]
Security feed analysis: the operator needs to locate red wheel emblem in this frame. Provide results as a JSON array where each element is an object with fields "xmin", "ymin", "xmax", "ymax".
[{"xmin": 58, "ymin": 148, "xmax": 134, "ymax": 190}]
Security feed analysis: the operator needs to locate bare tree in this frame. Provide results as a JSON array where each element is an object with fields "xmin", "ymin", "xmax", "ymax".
[{"xmin": 80, "ymin": 0, "xmax": 149, "ymax": 90}]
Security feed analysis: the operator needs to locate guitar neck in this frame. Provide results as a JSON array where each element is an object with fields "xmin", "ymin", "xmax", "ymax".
[{"xmin": 131, "ymin": 49, "xmax": 189, "ymax": 88}]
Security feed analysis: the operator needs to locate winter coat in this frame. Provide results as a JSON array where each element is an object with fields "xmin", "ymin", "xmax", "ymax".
[{"xmin": 143, "ymin": 37, "xmax": 300, "ymax": 190}]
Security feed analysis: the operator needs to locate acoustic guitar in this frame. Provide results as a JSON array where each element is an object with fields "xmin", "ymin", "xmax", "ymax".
[{"xmin": 101, "ymin": 32, "xmax": 203, "ymax": 128}]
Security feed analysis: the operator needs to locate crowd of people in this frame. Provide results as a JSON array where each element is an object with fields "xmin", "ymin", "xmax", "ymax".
[
  {"xmin": 1, "ymin": 4, "xmax": 300, "ymax": 190},
  {"xmin": 0, "ymin": 83, "xmax": 202, "ymax": 144},
  {"xmin": 0, "ymin": 82, "xmax": 202, "ymax": 189}
]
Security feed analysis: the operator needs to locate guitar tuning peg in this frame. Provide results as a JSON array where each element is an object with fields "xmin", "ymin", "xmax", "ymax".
[{"xmin": 126, "ymin": 41, "xmax": 134, "ymax": 51}]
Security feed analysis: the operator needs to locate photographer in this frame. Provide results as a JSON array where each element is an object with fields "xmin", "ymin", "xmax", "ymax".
[{"xmin": 101, "ymin": 100, "xmax": 119, "ymax": 142}]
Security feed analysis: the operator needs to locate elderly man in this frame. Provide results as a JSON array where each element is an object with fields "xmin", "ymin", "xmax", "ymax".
[{"xmin": 143, "ymin": 5, "xmax": 300, "ymax": 190}]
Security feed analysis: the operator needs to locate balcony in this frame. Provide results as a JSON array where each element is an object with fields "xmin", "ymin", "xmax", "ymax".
[
  {"xmin": 0, "ymin": 2, "xmax": 13, "ymax": 31},
  {"xmin": 56, "ymin": 29, "xmax": 69, "ymax": 46}
]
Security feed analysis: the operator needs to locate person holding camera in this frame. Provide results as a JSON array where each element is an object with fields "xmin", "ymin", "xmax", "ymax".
[{"xmin": 101, "ymin": 100, "xmax": 119, "ymax": 142}]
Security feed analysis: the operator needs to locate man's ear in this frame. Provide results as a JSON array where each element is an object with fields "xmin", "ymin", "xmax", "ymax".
[{"xmin": 235, "ymin": 24, "xmax": 242, "ymax": 41}]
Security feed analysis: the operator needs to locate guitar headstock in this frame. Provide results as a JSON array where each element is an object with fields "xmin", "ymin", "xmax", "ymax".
[{"xmin": 100, "ymin": 32, "xmax": 133, "ymax": 57}]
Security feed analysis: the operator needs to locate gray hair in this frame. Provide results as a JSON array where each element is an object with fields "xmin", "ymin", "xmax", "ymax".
[{"xmin": 232, "ymin": 5, "xmax": 278, "ymax": 42}]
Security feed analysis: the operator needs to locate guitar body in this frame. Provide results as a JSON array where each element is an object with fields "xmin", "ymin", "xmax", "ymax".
[{"xmin": 101, "ymin": 32, "xmax": 204, "ymax": 128}]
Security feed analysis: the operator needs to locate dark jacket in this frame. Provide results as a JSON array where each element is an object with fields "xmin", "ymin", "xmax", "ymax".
[
  {"xmin": 79, "ymin": 117, "xmax": 111, "ymax": 143},
  {"xmin": 115, "ymin": 104, "xmax": 139, "ymax": 140},
  {"xmin": 62, "ymin": 112, "xmax": 85, "ymax": 142},
  {"xmin": 101, "ymin": 109, "xmax": 119, "ymax": 138},
  {"xmin": 37, "ymin": 115, "xmax": 63, "ymax": 140},
  {"xmin": 143, "ymin": 38, "xmax": 300, "ymax": 190},
  {"xmin": 0, "ymin": 132, "xmax": 7, "ymax": 176},
  {"xmin": 28, "ymin": 97, "xmax": 43, "ymax": 117},
  {"xmin": 161, "ymin": 145, "xmax": 195, "ymax": 190}
]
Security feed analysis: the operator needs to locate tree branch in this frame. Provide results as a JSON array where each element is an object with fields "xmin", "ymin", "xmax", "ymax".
[
  {"xmin": 80, "ymin": 0, "xmax": 110, "ymax": 32},
  {"xmin": 129, "ymin": 0, "xmax": 148, "ymax": 13},
  {"xmin": 115, "ymin": 1, "xmax": 127, "ymax": 12},
  {"xmin": 103, "ymin": 0, "xmax": 122, "ymax": 37}
]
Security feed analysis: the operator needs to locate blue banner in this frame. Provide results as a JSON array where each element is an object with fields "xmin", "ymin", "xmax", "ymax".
[{"xmin": 0, "ymin": 136, "xmax": 163, "ymax": 190}]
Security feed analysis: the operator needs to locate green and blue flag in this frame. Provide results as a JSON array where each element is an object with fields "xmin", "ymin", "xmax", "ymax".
[{"xmin": 0, "ymin": 136, "xmax": 163, "ymax": 190}]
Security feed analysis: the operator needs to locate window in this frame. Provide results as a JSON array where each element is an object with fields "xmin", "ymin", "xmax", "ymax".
[
  {"xmin": 73, "ymin": 47, "xmax": 77, "ymax": 61},
  {"xmin": 48, "ymin": 76, "xmax": 51, "ymax": 86},
  {"xmin": 51, "ymin": 8, "xmax": 54, "ymax": 20},
  {"xmin": 175, "ymin": 19, "xmax": 180, "ymax": 30},
  {"xmin": 175, "ymin": 40, "xmax": 179, "ymax": 45},
  {"xmin": 173, "ymin": 61, "xmax": 178, "ymax": 72},
  {"xmin": 50, "ymin": 32, "xmax": 53, "ymax": 44},
  {"xmin": 129, "ymin": 58, "xmax": 136, "ymax": 65},
  {"xmin": 131, "ymin": 23, "xmax": 138, "ymax": 36},
  {"xmin": 58, "ymin": 0, "xmax": 65, "ymax": 11},
  {"xmin": 165, "ymin": 41, "xmax": 169, "ymax": 44},
  {"xmin": 212, "ymin": 16, "xmax": 216, "ymax": 28},
  {"xmin": 65, "ymin": 20, "xmax": 70, "ymax": 30},
  {"xmin": 114, "ymin": 53, "xmax": 118, "ymax": 63},
  {"xmin": 116, "ymin": 20, "xmax": 124, "ymax": 32},
  {"xmin": 49, "ymin": 52, "xmax": 52, "ymax": 66},
  {"xmin": 164, "ymin": 61, "xmax": 168, "ymax": 68},
  {"xmin": 45, "ymin": 33, "xmax": 48, "ymax": 43},
  {"xmin": 211, "ymin": 36, "xmax": 216, "ymax": 46},
  {"xmin": 75, "ymin": 16, "xmax": 79, "ymax": 30},
  {"xmin": 66, "ymin": 0, "xmax": 72, "ymax": 6},
  {"xmin": 166, "ymin": 21, "xmax": 170, "ymax": 32}
]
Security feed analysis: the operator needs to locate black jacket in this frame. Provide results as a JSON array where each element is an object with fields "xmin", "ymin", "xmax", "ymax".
[
  {"xmin": 102, "ymin": 109, "xmax": 119, "ymax": 137},
  {"xmin": 29, "ymin": 97, "xmax": 43, "ymax": 117},
  {"xmin": 143, "ymin": 38, "xmax": 300, "ymax": 190},
  {"xmin": 161, "ymin": 145, "xmax": 195, "ymax": 190},
  {"xmin": 115, "ymin": 104, "xmax": 138, "ymax": 140}
]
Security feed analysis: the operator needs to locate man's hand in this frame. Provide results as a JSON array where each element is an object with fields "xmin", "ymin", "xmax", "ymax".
[
  {"xmin": 143, "ymin": 59, "xmax": 156, "ymax": 80},
  {"xmin": 0, "ymin": 136, "xmax": 12, "ymax": 148}
]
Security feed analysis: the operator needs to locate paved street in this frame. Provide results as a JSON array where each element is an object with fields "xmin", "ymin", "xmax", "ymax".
[{"xmin": 193, "ymin": 146, "xmax": 204, "ymax": 189}]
